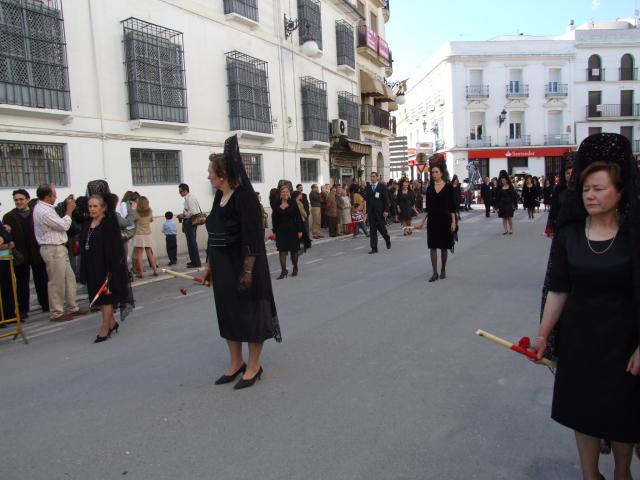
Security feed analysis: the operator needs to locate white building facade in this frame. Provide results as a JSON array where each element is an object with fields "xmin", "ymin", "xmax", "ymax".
[
  {"xmin": 0, "ymin": 0, "xmax": 387, "ymax": 250},
  {"xmin": 395, "ymin": 20, "xmax": 640, "ymax": 183}
]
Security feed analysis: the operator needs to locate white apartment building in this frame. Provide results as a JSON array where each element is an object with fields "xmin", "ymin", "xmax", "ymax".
[
  {"xmin": 0, "ymin": 0, "xmax": 396, "ymax": 251},
  {"xmin": 395, "ymin": 19, "xmax": 640, "ymax": 182}
]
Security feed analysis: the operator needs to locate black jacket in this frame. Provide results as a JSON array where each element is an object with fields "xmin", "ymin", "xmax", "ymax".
[
  {"xmin": 480, "ymin": 183, "xmax": 492, "ymax": 205},
  {"xmin": 365, "ymin": 182, "xmax": 390, "ymax": 216}
]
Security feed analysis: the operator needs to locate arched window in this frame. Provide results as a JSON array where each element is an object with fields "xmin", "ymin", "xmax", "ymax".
[
  {"xmin": 587, "ymin": 54, "xmax": 603, "ymax": 81},
  {"xmin": 620, "ymin": 54, "xmax": 636, "ymax": 80}
]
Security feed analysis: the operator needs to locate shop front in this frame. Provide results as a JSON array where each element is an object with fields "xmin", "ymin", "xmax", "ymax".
[
  {"xmin": 468, "ymin": 147, "xmax": 573, "ymax": 179},
  {"xmin": 330, "ymin": 136, "xmax": 372, "ymax": 186}
]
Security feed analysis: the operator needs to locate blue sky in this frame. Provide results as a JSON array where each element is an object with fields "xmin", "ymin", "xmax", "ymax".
[{"xmin": 386, "ymin": 0, "xmax": 638, "ymax": 80}]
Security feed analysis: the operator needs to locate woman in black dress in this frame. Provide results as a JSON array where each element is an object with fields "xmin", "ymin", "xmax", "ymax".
[
  {"xmin": 542, "ymin": 177, "xmax": 553, "ymax": 212},
  {"xmin": 495, "ymin": 175, "xmax": 517, "ymax": 235},
  {"xmin": 416, "ymin": 164, "xmax": 457, "ymax": 282},
  {"xmin": 204, "ymin": 136, "xmax": 281, "ymax": 390},
  {"xmin": 397, "ymin": 181, "xmax": 417, "ymax": 235},
  {"xmin": 534, "ymin": 133, "xmax": 640, "ymax": 480},
  {"xmin": 79, "ymin": 193, "xmax": 132, "ymax": 343},
  {"xmin": 451, "ymin": 175, "xmax": 462, "ymax": 220},
  {"xmin": 272, "ymin": 185, "xmax": 304, "ymax": 279},
  {"xmin": 546, "ymin": 152, "xmax": 576, "ymax": 237},
  {"xmin": 522, "ymin": 175, "xmax": 537, "ymax": 220}
]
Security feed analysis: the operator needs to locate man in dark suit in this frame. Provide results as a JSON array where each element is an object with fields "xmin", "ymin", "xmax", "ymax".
[
  {"xmin": 365, "ymin": 172, "xmax": 391, "ymax": 254},
  {"xmin": 480, "ymin": 176, "xmax": 492, "ymax": 218}
]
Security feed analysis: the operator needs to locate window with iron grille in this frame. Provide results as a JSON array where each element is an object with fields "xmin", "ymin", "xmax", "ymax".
[
  {"xmin": 131, "ymin": 149, "xmax": 181, "ymax": 185},
  {"xmin": 300, "ymin": 157, "xmax": 318, "ymax": 182},
  {"xmin": 242, "ymin": 153, "xmax": 262, "ymax": 183},
  {"xmin": 0, "ymin": 0, "xmax": 70, "ymax": 110},
  {"xmin": 335, "ymin": 20, "xmax": 354, "ymax": 69},
  {"xmin": 297, "ymin": 0, "xmax": 322, "ymax": 50},
  {"xmin": 301, "ymin": 76, "xmax": 328, "ymax": 142},
  {"xmin": 122, "ymin": 18, "xmax": 188, "ymax": 124},
  {"xmin": 338, "ymin": 91, "xmax": 360, "ymax": 140},
  {"xmin": 223, "ymin": 0, "xmax": 258, "ymax": 22},
  {"xmin": 0, "ymin": 141, "xmax": 66, "ymax": 187},
  {"xmin": 226, "ymin": 51, "xmax": 272, "ymax": 134}
]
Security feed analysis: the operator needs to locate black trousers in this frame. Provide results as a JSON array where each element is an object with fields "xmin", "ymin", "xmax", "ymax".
[
  {"xmin": 165, "ymin": 235, "xmax": 177, "ymax": 264},
  {"xmin": 484, "ymin": 201, "xmax": 491, "ymax": 218},
  {"xmin": 369, "ymin": 212, "xmax": 390, "ymax": 251},
  {"xmin": 14, "ymin": 262, "xmax": 49, "ymax": 315},
  {"xmin": 183, "ymin": 218, "xmax": 201, "ymax": 267},
  {"xmin": 327, "ymin": 216, "xmax": 338, "ymax": 237}
]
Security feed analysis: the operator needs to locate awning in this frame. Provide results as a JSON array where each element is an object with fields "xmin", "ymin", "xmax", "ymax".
[
  {"xmin": 330, "ymin": 136, "xmax": 372, "ymax": 164},
  {"xmin": 347, "ymin": 140, "xmax": 372, "ymax": 155},
  {"xmin": 360, "ymin": 69, "xmax": 385, "ymax": 97}
]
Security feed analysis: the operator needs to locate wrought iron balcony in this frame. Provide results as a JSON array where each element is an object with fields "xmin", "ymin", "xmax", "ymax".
[
  {"xmin": 545, "ymin": 134, "xmax": 569, "ymax": 145},
  {"xmin": 383, "ymin": 0, "xmax": 390, "ymax": 21},
  {"xmin": 545, "ymin": 83, "xmax": 568, "ymax": 97},
  {"xmin": 506, "ymin": 84, "xmax": 529, "ymax": 98},
  {"xmin": 223, "ymin": 0, "xmax": 258, "ymax": 22},
  {"xmin": 635, "ymin": 139, "xmax": 640, "ymax": 153},
  {"xmin": 586, "ymin": 68, "xmax": 606, "ymax": 81},
  {"xmin": 466, "ymin": 136, "xmax": 491, "ymax": 147},
  {"xmin": 361, "ymin": 104, "xmax": 391, "ymax": 130},
  {"xmin": 466, "ymin": 85, "xmax": 489, "ymax": 99},
  {"xmin": 586, "ymin": 103, "xmax": 640, "ymax": 118},
  {"xmin": 506, "ymin": 135, "xmax": 531, "ymax": 146},
  {"xmin": 619, "ymin": 68, "xmax": 638, "ymax": 81}
]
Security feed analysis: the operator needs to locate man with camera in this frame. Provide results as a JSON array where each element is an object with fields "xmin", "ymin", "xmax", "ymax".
[{"xmin": 33, "ymin": 184, "xmax": 87, "ymax": 322}]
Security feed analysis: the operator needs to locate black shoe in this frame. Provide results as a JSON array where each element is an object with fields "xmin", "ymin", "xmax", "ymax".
[
  {"xmin": 292, "ymin": 266, "xmax": 298, "ymax": 277},
  {"xmin": 368, "ymin": 249, "xmax": 378, "ymax": 254},
  {"xmin": 440, "ymin": 270, "xmax": 446, "ymax": 279},
  {"xmin": 385, "ymin": 239, "xmax": 391, "ymax": 249},
  {"xmin": 277, "ymin": 270, "xmax": 288, "ymax": 280},
  {"xmin": 94, "ymin": 335, "xmax": 109, "ymax": 343},
  {"xmin": 109, "ymin": 322, "xmax": 119, "ymax": 336},
  {"xmin": 215, "ymin": 363, "xmax": 246, "ymax": 385},
  {"xmin": 234, "ymin": 366, "xmax": 263, "ymax": 390},
  {"xmin": 186, "ymin": 262, "xmax": 195, "ymax": 268},
  {"xmin": 428, "ymin": 273, "xmax": 439, "ymax": 282}
]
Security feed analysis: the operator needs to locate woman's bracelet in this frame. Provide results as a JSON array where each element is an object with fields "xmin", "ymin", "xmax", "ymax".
[{"xmin": 244, "ymin": 270, "xmax": 253, "ymax": 274}]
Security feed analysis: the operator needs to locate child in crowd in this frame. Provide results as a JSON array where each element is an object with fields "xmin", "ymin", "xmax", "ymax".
[
  {"xmin": 351, "ymin": 203, "xmax": 369, "ymax": 238},
  {"xmin": 162, "ymin": 211, "xmax": 178, "ymax": 266}
]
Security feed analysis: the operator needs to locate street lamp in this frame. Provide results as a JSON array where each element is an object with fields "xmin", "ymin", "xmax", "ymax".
[
  {"xmin": 284, "ymin": 14, "xmax": 319, "ymax": 56},
  {"xmin": 498, "ymin": 109, "xmax": 507, "ymax": 127}
]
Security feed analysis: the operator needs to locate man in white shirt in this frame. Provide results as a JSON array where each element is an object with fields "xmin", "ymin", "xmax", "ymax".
[
  {"xmin": 177, "ymin": 183, "xmax": 202, "ymax": 268},
  {"xmin": 33, "ymin": 184, "xmax": 87, "ymax": 322}
]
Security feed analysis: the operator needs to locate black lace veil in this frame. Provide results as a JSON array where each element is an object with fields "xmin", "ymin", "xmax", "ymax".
[{"xmin": 223, "ymin": 135, "xmax": 255, "ymax": 195}]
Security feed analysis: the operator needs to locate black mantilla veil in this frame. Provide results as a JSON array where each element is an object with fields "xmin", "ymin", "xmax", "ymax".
[
  {"xmin": 428, "ymin": 154, "xmax": 450, "ymax": 183},
  {"xmin": 223, "ymin": 134, "xmax": 255, "ymax": 195},
  {"xmin": 540, "ymin": 133, "xmax": 640, "ymax": 361}
]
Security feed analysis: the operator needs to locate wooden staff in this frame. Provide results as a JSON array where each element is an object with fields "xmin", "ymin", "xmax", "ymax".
[
  {"xmin": 162, "ymin": 269, "xmax": 204, "ymax": 283},
  {"xmin": 475, "ymin": 329, "xmax": 556, "ymax": 368}
]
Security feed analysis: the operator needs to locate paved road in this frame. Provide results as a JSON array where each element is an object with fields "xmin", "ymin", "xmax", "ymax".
[{"xmin": 1, "ymin": 208, "xmax": 637, "ymax": 480}]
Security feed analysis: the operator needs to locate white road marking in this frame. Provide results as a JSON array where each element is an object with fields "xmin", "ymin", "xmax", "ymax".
[
  {"xmin": 305, "ymin": 258, "xmax": 322, "ymax": 264},
  {"xmin": 354, "ymin": 246, "xmax": 366, "ymax": 250},
  {"xmin": 27, "ymin": 328, "xmax": 64, "ymax": 339},
  {"xmin": 330, "ymin": 252, "xmax": 345, "ymax": 257},
  {"xmin": 172, "ymin": 289, "xmax": 207, "ymax": 299}
]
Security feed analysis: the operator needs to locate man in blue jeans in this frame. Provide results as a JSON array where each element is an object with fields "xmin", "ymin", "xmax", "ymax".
[{"xmin": 177, "ymin": 184, "xmax": 201, "ymax": 268}]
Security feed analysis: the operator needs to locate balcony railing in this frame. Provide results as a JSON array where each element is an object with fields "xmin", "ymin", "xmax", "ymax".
[
  {"xmin": 635, "ymin": 139, "xmax": 640, "ymax": 153},
  {"xmin": 619, "ymin": 68, "xmax": 638, "ymax": 81},
  {"xmin": 506, "ymin": 135, "xmax": 531, "ymax": 146},
  {"xmin": 586, "ymin": 68, "xmax": 606, "ymax": 81},
  {"xmin": 361, "ymin": 104, "xmax": 391, "ymax": 130},
  {"xmin": 506, "ymin": 84, "xmax": 529, "ymax": 98},
  {"xmin": 467, "ymin": 136, "xmax": 491, "ymax": 147},
  {"xmin": 586, "ymin": 104, "xmax": 640, "ymax": 118},
  {"xmin": 545, "ymin": 134, "xmax": 570, "ymax": 145},
  {"xmin": 466, "ymin": 85, "xmax": 489, "ymax": 99},
  {"xmin": 545, "ymin": 83, "xmax": 568, "ymax": 97},
  {"xmin": 223, "ymin": 0, "xmax": 258, "ymax": 22},
  {"xmin": 435, "ymin": 139, "xmax": 445, "ymax": 151}
]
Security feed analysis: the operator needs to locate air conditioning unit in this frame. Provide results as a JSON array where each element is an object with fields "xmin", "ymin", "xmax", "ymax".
[{"xmin": 331, "ymin": 118, "xmax": 348, "ymax": 137}]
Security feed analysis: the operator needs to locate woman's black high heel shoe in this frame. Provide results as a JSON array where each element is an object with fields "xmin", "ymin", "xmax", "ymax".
[
  {"xmin": 277, "ymin": 270, "xmax": 288, "ymax": 280},
  {"xmin": 291, "ymin": 266, "xmax": 298, "ymax": 277},
  {"xmin": 234, "ymin": 366, "xmax": 263, "ymax": 390},
  {"xmin": 440, "ymin": 270, "xmax": 446, "ymax": 279},
  {"xmin": 428, "ymin": 273, "xmax": 439, "ymax": 283},
  {"xmin": 94, "ymin": 334, "xmax": 109, "ymax": 343},
  {"xmin": 109, "ymin": 322, "xmax": 119, "ymax": 336},
  {"xmin": 215, "ymin": 363, "xmax": 246, "ymax": 385}
]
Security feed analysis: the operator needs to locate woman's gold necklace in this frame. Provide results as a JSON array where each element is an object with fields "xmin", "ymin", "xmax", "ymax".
[{"xmin": 586, "ymin": 217, "xmax": 617, "ymax": 255}]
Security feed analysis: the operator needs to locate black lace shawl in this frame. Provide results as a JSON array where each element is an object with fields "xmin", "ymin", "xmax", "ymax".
[{"xmin": 540, "ymin": 134, "xmax": 640, "ymax": 360}]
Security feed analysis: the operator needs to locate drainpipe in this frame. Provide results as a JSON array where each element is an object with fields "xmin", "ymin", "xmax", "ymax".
[{"xmin": 87, "ymin": 0, "xmax": 107, "ymax": 179}]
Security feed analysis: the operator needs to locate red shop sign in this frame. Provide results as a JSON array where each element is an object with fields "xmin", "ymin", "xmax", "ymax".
[
  {"xmin": 468, "ymin": 147, "xmax": 573, "ymax": 159},
  {"xmin": 366, "ymin": 27, "xmax": 378, "ymax": 51},
  {"xmin": 378, "ymin": 38, "xmax": 389, "ymax": 60}
]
